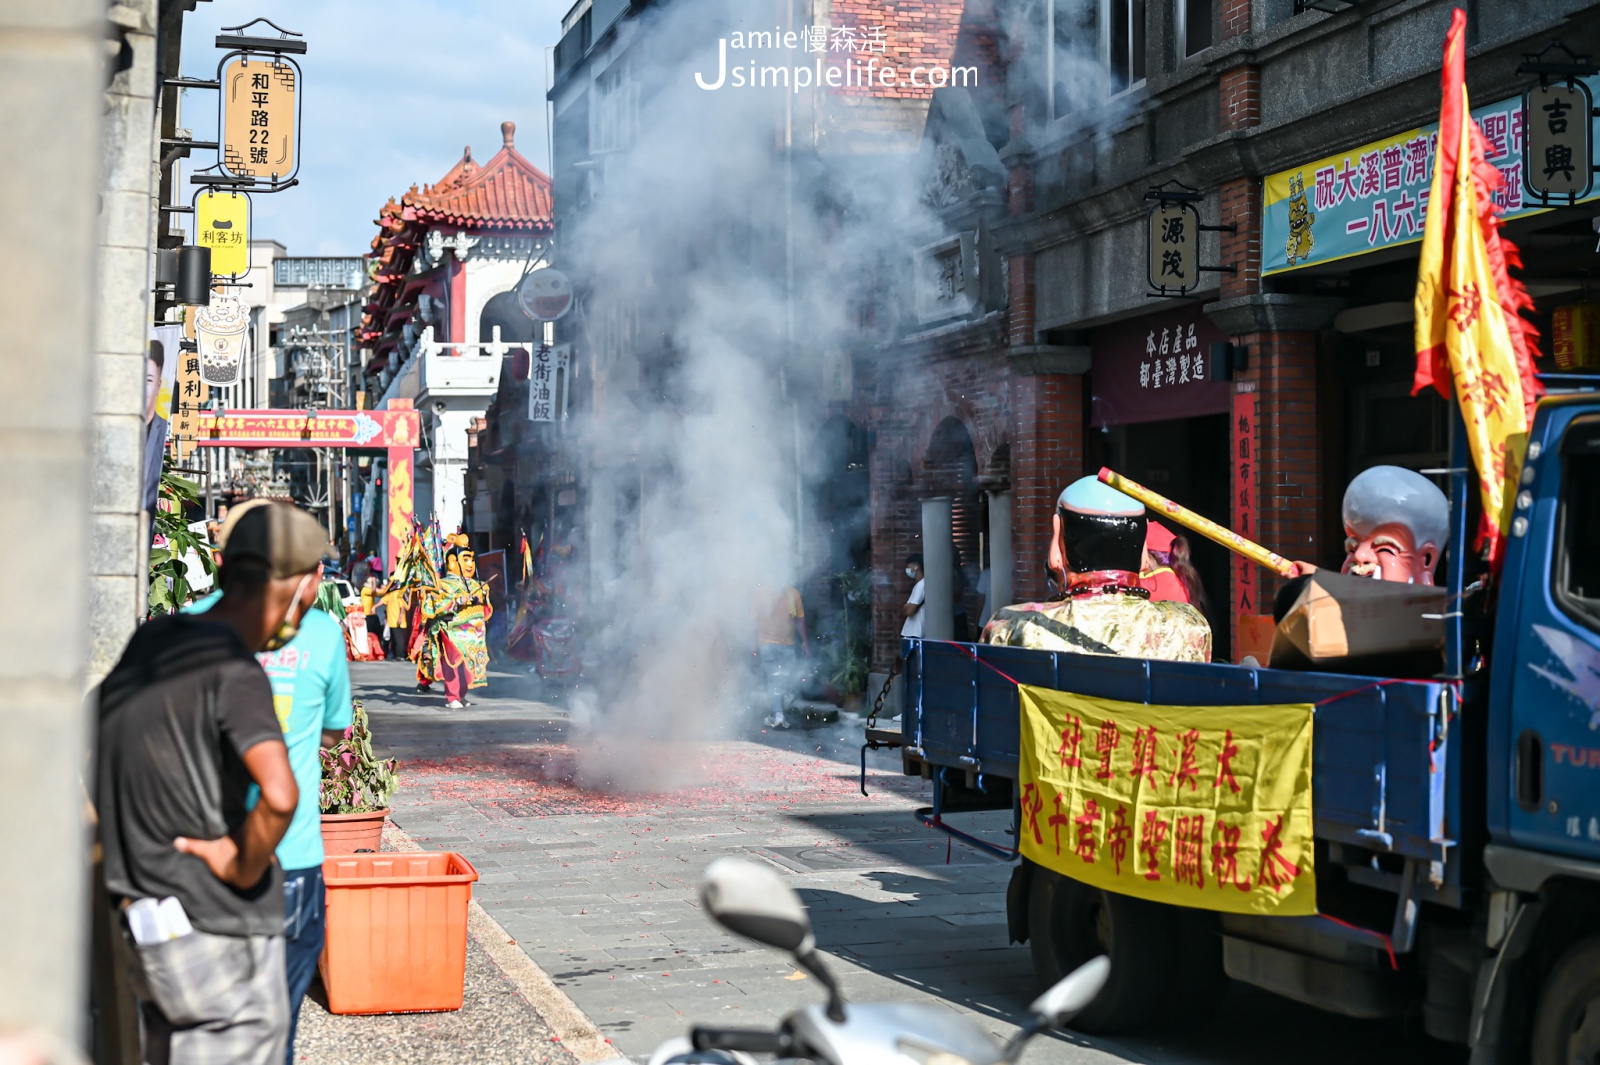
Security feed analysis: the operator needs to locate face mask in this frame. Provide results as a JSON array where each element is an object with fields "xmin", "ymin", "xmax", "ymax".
[
  {"xmin": 262, "ymin": 573, "xmax": 315, "ymax": 652},
  {"xmin": 905, "ymin": 567, "xmax": 917, "ymax": 580}
]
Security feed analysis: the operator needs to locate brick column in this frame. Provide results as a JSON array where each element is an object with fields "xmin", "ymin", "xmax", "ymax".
[
  {"xmin": 1010, "ymin": 371, "xmax": 1085, "ymax": 602},
  {"xmin": 1205, "ymin": 296, "xmax": 1343, "ymax": 652},
  {"xmin": 1220, "ymin": 0, "xmax": 1252, "ymax": 39}
]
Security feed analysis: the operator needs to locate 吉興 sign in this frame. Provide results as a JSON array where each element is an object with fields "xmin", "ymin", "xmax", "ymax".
[
  {"xmin": 1523, "ymin": 81, "xmax": 1595, "ymax": 203},
  {"xmin": 1018, "ymin": 686, "xmax": 1316, "ymax": 916},
  {"xmin": 219, "ymin": 53, "xmax": 300, "ymax": 182}
]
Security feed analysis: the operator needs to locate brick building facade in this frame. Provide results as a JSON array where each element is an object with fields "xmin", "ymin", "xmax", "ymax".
[
  {"xmin": 858, "ymin": 0, "xmax": 1600, "ymax": 673},
  {"xmin": 544, "ymin": 0, "xmax": 1600, "ymax": 683}
]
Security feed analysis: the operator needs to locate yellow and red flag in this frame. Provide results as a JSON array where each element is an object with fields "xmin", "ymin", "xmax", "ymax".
[
  {"xmin": 1413, "ymin": 8, "xmax": 1542, "ymax": 566},
  {"xmin": 520, "ymin": 532, "xmax": 533, "ymax": 583}
]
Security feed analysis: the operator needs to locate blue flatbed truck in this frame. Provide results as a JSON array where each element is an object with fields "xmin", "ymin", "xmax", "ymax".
[{"xmin": 879, "ymin": 380, "xmax": 1600, "ymax": 1062}]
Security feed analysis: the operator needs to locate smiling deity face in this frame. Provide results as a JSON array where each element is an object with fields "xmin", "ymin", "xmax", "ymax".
[
  {"xmin": 1339, "ymin": 466, "xmax": 1449, "ymax": 586},
  {"xmin": 1342, "ymin": 522, "xmax": 1439, "ymax": 584}
]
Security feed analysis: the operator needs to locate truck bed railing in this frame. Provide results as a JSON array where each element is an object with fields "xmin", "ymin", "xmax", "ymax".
[{"xmin": 900, "ymin": 638, "xmax": 1462, "ymax": 869}]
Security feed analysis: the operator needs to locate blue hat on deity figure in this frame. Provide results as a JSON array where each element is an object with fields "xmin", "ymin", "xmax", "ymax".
[
  {"xmin": 1057, "ymin": 476, "xmax": 1145, "ymax": 517},
  {"xmin": 1055, "ymin": 476, "xmax": 1147, "ymax": 574}
]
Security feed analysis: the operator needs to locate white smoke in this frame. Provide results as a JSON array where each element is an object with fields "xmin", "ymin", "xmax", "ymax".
[{"xmin": 561, "ymin": 0, "xmax": 954, "ymax": 792}]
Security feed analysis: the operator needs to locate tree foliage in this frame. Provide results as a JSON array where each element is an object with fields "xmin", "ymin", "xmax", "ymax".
[{"xmin": 148, "ymin": 463, "xmax": 214, "ymax": 615}]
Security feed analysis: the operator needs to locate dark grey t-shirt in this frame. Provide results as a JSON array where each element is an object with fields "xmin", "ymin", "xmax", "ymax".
[{"xmin": 97, "ymin": 613, "xmax": 287, "ymax": 937}]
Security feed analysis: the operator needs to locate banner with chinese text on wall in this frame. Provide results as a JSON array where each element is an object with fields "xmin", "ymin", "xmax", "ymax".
[
  {"xmin": 1262, "ymin": 74, "xmax": 1600, "ymax": 275},
  {"xmin": 1018, "ymin": 686, "xmax": 1316, "ymax": 915}
]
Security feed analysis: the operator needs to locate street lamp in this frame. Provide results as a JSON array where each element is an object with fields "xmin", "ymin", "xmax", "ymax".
[{"xmin": 176, "ymin": 245, "xmax": 213, "ymax": 306}]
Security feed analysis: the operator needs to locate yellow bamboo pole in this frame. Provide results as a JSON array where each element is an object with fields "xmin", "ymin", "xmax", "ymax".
[{"xmin": 1097, "ymin": 466, "xmax": 1299, "ymax": 578}]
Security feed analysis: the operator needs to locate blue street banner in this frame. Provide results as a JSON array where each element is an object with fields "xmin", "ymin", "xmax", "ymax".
[{"xmin": 1262, "ymin": 75, "xmax": 1600, "ymax": 275}]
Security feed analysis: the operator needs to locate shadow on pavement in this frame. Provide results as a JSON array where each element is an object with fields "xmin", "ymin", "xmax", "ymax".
[{"xmin": 790, "ymin": 874, "xmax": 1468, "ymax": 1065}]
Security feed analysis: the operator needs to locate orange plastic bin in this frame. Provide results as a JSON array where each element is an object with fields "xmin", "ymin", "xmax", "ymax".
[{"xmin": 319, "ymin": 852, "xmax": 479, "ymax": 1014}]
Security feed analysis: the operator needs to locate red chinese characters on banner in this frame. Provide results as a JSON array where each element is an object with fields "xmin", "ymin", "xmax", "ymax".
[
  {"xmin": 1173, "ymin": 815, "xmax": 1206, "ymax": 888},
  {"xmin": 1059, "ymin": 715, "xmax": 1083, "ymax": 768},
  {"xmin": 1095, "ymin": 719, "xmax": 1121, "ymax": 779}
]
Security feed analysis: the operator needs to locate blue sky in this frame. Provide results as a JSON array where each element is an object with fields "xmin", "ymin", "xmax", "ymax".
[{"xmin": 178, "ymin": 0, "xmax": 572, "ymax": 256}]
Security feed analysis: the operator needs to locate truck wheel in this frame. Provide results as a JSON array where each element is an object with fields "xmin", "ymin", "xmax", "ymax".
[
  {"xmin": 1531, "ymin": 936, "xmax": 1600, "ymax": 1065},
  {"xmin": 1026, "ymin": 862, "xmax": 1174, "ymax": 1034}
]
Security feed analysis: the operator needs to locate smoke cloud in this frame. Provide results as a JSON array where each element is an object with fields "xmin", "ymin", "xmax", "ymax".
[{"xmin": 561, "ymin": 0, "xmax": 954, "ymax": 792}]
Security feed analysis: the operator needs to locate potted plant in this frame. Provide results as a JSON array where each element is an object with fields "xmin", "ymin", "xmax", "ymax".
[
  {"xmin": 828, "ymin": 570, "xmax": 873, "ymax": 712},
  {"xmin": 320, "ymin": 700, "xmax": 398, "ymax": 855}
]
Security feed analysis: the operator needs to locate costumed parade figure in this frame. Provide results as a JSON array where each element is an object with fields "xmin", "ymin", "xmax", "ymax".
[
  {"xmin": 1276, "ymin": 464, "xmax": 1449, "ymax": 618},
  {"xmin": 983, "ymin": 476, "xmax": 1212, "ymax": 662},
  {"xmin": 421, "ymin": 534, "xmax": 494, "ymax": 708},
  {"xmin": 1336, "ymin": 465, "xmax": 1448, "ymax": 584},
  {"xmin": 504, "ymin": 527, "xmax": 583, "ymax": 678}
]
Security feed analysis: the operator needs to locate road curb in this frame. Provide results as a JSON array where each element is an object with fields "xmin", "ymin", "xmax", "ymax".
[{"xmin": 382, "ymin": 821, "xmax": 625, "ymax": 1063}]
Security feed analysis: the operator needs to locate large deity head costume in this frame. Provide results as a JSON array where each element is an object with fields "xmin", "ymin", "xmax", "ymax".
[
  {"xmin": 1051, "ymin": 477, "xmax": 1148, "ymax": 580},
  {"xmin": 1340, "ymin": 465, "xmax": 1450, "ymax": 585},
  {"xmin": 987, "ymin": 475, "xmax": 1210, "ymax": 662}
]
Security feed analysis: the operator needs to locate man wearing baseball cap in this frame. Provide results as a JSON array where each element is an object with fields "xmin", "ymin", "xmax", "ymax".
[{"xmin": 97, "ymin": 501, "xmax": 328, "ymax": 1065}]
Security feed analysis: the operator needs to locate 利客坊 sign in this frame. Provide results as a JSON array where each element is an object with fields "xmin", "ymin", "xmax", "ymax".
[
  {"xmin": 1262, "ymin": 74, "xmax": 1600, "ymax": 275},
  {"xmin": 1018, "ymin": 686, "xmax": 1316, "ymax": 915}
]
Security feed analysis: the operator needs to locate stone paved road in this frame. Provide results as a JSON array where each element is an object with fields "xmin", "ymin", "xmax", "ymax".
[{"xmin": 356, "ymin": 659, "xmax": 1465, "ymax": 1065}]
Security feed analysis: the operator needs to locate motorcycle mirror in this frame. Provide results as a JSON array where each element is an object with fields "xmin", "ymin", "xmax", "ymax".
[
  {"xmin": 700, "ymin": 858, "xmax": 813, "ymax": 954},
  {"xmin": 1027, "ymin": 955, "xmax": 1110, "ymax": 1026}
]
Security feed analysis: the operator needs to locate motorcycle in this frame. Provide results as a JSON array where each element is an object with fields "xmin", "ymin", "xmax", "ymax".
[{"xmin": 648, "ymin": 858, "xmax": 1109, "ymax": 1065}]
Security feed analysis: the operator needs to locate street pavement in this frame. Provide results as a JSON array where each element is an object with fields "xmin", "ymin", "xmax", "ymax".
[{"xmin": 354, "ymin": 658, "xmax": 1466, "ymax": 1065}]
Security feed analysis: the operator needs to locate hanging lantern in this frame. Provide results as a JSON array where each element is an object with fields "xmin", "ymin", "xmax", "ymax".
[
  {"xmin": 1552, "ymin": 304, "xmax": 1599, "ymax": 371},
  {"xmin": 194, "ymin": 292, "xmax": 252, "ymax": 387}
]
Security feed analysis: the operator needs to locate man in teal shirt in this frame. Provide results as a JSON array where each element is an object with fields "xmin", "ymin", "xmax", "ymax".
[{"xmin": 190, "ymin": 558, "xmax": 352, "ymax": 1064}]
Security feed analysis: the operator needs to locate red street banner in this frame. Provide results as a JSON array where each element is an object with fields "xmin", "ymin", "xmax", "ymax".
[
  {"xmin": 192, "ymin": 408, "xmax": 420, "ymax": 449},
  {"xmin": 1232, "ymin": 387, "xmax": 1260, "ymax": 620}
]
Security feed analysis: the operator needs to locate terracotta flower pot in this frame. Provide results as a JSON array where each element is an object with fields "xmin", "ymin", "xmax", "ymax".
[{"xmin": 321, "ymin": 809, "xmax": 389, "ymax": 855}]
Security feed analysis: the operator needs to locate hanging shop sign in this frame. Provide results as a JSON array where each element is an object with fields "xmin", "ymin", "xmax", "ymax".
[
  {"xmin": 1262, "ymin": 72, "xmax": 1600, "ymax": 275},
  {"xmin": 169, "ymin": 307, "xmax": 211, "ymax": 460},
  {"xmin": 1524, "ymin": 82, "xmax": 1594, "ymax": 202},
  {"xmin": 528, "ymin": 344, "xmax": 571, "ymax": 423},
  {"xmin": 194, "ymin": 292, "xmax": 252, "ymax": 387},
  {"xmin": 517, "ymin": 267, "xmax": 574, "ymax": 322},
  {"xmin": 1519, "ymin": 44, "xmax": 1599, "ymax": 204},
  {"xmin": 1090, "ymin": 307, "xmax": 1232, "ymax": 427},
  {"xmin": 194, "ymin": 190, "xmax": 252, "ymax": 277},
  {"xmin": 1147, "ymin": 201, "xmax": 1199, "ymax": 294},
  {"xmin": 218, "ymin": 51, "xmax": 302, "ymax": 184},
  {"xmin": 1144, "ymin": 182, "xmax": 1233, "ymax": 298}
]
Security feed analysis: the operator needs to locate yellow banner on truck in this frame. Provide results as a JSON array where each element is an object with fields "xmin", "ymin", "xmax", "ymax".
[{"xmin": 1018, "ymin": 686, "xmax": 1316, "ymax": 916}]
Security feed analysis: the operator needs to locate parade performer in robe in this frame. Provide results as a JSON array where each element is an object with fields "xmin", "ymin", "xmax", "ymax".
[
  {"xmin": 421, "ymin": 536, "xmax": 493, "ymax": 709},
  {"xmin": 983, "ymin": 476, "xmax": 1212, "ymax": 662}
]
